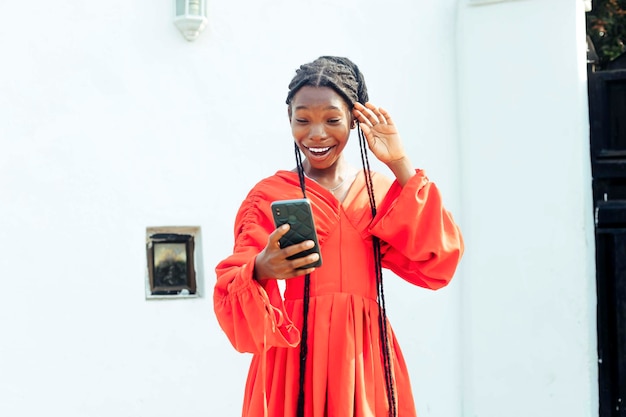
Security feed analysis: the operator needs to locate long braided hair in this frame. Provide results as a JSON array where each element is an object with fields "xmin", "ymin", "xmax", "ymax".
[{"xmin": 286, "ymin": 56, "xmax": 397, "ymax": 417}]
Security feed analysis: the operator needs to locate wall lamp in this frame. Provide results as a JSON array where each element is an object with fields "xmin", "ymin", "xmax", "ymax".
[{"xmin": 174, "ymin": 0, "xmax": 208, "ymax": 41}]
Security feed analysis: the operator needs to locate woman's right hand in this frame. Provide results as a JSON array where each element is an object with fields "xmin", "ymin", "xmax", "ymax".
[{"xmin": 254, "ymin": 224, "xmax": 319, "ymax": 281}]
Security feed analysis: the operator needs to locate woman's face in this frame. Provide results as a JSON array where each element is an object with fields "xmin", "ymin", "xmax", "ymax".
[{"xmin": 288, "ymin": 86, "xmax": 353, "ymax": 171}]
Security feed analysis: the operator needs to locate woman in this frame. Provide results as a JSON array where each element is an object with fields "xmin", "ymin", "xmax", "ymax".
[{"xmin": 214, "ymin": 56, "xmax": 464, "ymax": 417}]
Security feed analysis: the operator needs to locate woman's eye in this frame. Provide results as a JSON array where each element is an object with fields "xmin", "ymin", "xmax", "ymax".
[
  {"xmin": 295, "ymin": 119, "xmax": 308, "ymax": 124},
  {"xmin": 328, "ymin": 119, "xmax": 341, "ymax": 124}
]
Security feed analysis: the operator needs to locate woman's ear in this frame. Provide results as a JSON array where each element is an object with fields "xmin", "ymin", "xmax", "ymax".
[
  {"xmin": 350, "ymin": 117, "xmax": 357, "ymax": 129},
  {"xmin": 287, "ymin": 106, "xmax": 292, "ymax": 122}
]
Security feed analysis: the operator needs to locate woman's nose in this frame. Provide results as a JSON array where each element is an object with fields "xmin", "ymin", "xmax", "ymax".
[{"xmin": 309, "ymin": 124, "xmax": 326, "ymax": 140}]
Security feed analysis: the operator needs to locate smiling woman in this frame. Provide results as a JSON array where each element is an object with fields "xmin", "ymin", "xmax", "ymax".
[
  {"xmin": 213, "ymin": 56, "xmax": 464, "ymax": 417},
  {"xmin": 288, "ymin": 86, "xmax": 356, "ymax": 199}
]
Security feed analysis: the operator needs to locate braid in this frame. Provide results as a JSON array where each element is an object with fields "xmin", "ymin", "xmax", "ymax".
[
  {"xmin": 286, "ymin": 56, "xmax": 369, "ymax": 107},
  {"xmin": 288, "ymin": 56, "xmax": 396, "ymax": 417},
  {"xmin": 294, "ymin": 143, "xmax": 312, "ymax": 417},
  {"xmin": 295, "ymin": 142, "xmax": 307, "ymax": 197},
  {"xmin": 358, "ymin": 126, "xmax": 397, "ymax": 417}
]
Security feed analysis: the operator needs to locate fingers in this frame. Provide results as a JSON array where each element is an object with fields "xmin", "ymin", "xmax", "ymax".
[
  {"xmin": 353, "ymin": 102, "xmax": 394, "ymax": 127},
  {"xmin": 292, "ymin": 253, "xmax": 320, "ymax": 273},
  {"xmin": 294, "ymin": 264, "xmax": 318, "ymax": 276},
  {"xmin": 282, "ymin": 239, "xmax": 314, "ymax": 256},
  {"xmin": 262, "ymin": 225, "xmax": 320, "ymax": 279},
  {"xmin": 378, "ymin": 107, "xmax": 394, "ymax": 126},
  {"xmin": 270, "ymin": 223, "xmax": 290, "ymax": 247},
  {"xmin": 273, "ymin": 225, "xmax": 319, "ymax": 263},
  {"xmin": 283, "ymin": 240, "xmax": 320, "ymax": 269}
]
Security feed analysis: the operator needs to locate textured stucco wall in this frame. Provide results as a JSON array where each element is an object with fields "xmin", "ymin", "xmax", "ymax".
[
  {"xmin": 456, "ymin": 0, "xmax": 597, "ymax": 416},
  {"xmin": 0, "ymin": 1, "xmax": 462, "ymax": 416},
  {"xmin": 0, "ymin": 0, "xmax": 597, "ymax": 416}
]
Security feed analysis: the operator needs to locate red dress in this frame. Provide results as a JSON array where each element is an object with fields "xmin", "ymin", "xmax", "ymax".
[{"xmin": 214, "ymin": 169, "xmax": 463, "ymax": 417}]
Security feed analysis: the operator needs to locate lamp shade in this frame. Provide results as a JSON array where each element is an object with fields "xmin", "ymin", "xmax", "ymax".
[{"xmin": 174, "ymin": 0, "xmax": 208, "ymax": 41}]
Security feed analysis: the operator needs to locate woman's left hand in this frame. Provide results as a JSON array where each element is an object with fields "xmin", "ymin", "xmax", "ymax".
[{"xmin": 352, "ymin": 102, "xmax": 406, "ymax": 165}]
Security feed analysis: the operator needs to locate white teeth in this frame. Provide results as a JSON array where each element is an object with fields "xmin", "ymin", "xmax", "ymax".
[{"xmin": 308, "ymin": 147, "xmax": 330, "ymax": 153}]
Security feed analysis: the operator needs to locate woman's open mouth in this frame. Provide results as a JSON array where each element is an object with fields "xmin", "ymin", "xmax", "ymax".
[{"xmin": 306, "ymin": 146, "xmax": 333, "ymax": 158}]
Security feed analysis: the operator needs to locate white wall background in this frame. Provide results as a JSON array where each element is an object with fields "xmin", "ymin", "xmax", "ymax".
[
  {"xmin": 457, "ymin": 1, "xmax": 597, "ymax": 416},
  {"xmin": 0, "ymin": 0, "xmax": 595, "ymax": 416}
]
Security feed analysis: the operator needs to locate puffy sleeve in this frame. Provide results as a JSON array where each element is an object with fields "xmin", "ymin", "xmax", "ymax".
[
  {"xmin": 213, "ymin": 192, "xmax": 300, "ymax": 354},
  {"xmin": 369, "ymin": 169, "xmax": 464, "ymax": 290}
]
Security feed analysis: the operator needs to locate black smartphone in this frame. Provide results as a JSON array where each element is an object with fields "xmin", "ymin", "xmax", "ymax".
[{"xmin": 271, "ymin": 198, "xmax": 322, "ymax": 269}]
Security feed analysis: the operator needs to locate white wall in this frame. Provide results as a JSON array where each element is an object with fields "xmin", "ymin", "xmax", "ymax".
[
  {"xmin": 1, "ymin": 0, "xmax": 598, "ymax": 416},
  {"xmin": 456, "ymin": 0, "xmax": 597, "ymax": 416},
  {"xmin": 0, "ymin": 1, "xmax": 462, "ymax": 417}
]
